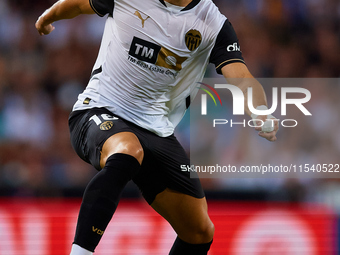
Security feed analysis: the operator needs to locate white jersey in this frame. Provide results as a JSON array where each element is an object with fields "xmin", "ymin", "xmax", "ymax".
[{"xmin": 73, "ymin": 0, "xmax": 244, "ymax": 136}]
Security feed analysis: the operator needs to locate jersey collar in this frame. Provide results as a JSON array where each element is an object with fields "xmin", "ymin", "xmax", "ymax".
[{"xmin": 159, "ymin": 0, "xmax": 201, "ymax": 11}]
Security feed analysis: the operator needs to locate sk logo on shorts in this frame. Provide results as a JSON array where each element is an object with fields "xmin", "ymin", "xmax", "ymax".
[
  {"xmin": 100, "ymin": 121, "xmax": 114, "ymax": 131},
  {"xmin": 185, "ymin": 30, "xmax": 202, "ymax": 51}
]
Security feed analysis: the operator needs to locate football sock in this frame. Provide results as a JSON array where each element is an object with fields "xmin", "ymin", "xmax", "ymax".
[
  {"xmin": 169, "ymin": 237, "xmax": 213, "ymax": 255},
  {"xmin": 70, "ymin": 244, "xmax": 93, "ymax": 255},
  {"xmin": 73, "ymin": 153, "xmax": 141, "ymax": 252}
]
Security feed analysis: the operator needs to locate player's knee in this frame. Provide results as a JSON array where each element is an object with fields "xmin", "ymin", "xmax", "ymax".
[
  {"xmin": 123, "ymin": 142, "xmax": 144, "ymax": 164},
  {"xmin": 100, "ymin": 133, "xmax": 144, "ymax": 167},
  {"xmin": 185, "ymin": 218, "xmax": 214, "ymax": 244},
  {"xmin": 196, "ymin": 219, "xmax": 215, "ymax": 243},
  {"xmin": 107, "ymin": 140, "xmax": 144, "ymax": 165}
]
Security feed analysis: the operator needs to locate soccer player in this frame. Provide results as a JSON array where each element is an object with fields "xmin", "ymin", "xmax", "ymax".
[{"xmin": 36, "ymin": 0, "xmax": 279, "ymax": 254}]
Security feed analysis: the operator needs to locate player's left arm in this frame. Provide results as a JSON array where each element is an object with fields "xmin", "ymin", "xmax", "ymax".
[
  {"xmin": 210, "ymin": 19, "xmax": 278, "ymax": 142},
  {"xmin": 221, "ymin": 62, "xmax": 279, "ymax": 142},
  {"xmin": 221, "ymin": 62, "xmax": 266, "ymax": 117}
]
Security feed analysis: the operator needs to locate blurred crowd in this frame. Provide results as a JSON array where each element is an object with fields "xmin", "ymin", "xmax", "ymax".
[{"xmin": 0, "ymin": 0, "xmax": 340, "ymax": 211}]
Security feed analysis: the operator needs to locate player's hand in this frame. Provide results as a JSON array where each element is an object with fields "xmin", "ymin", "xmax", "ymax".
[
  {"xmin": 253, "ymin": 115, "xmax": 279, "ymax": 142},
  {"xmin": 35, "ymin": 15, "xmax": 55, "ymax": 36}
]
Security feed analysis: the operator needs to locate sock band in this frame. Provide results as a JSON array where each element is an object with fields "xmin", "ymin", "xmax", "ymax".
[
  {"xmin": 169, "ymin": 237, "xmax": 213, "ymax": 255},
  {"xmin": 105, "ymin": 153, "xmax": 141, "ymax": 178}
]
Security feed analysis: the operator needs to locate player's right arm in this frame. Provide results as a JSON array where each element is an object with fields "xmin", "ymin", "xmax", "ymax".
[{"xmin": 35, "ymin": 0, "xmax": 95, "ymax": 35}]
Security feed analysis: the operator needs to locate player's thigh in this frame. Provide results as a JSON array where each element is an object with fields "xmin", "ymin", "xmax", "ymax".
[
  {"xmin": 151, "ymin": 188, "xmax": 214, "ymax": 244},
  {"xmin": 128, "ymin": 127, "xmax": 214, "ymax": 242},
  {"xmin": 69, "ymin": 107, "xmax": 141, "ymax": 170},
  {"xmin": 100, "ymin": 131, "xmax": 144, "ymax": 168},
  {"xmin": 132, "ymin": 133, "xmax": 205, "ymax": 204}
]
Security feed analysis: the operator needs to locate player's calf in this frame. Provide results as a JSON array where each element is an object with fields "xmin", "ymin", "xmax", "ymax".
[
  {"xmin": 72, "ymin": 153, "xmax": 141, "ymax": 253},
  {"xmin": 151, "ymin": 190, "xmax": 214, "ymax": 254}
]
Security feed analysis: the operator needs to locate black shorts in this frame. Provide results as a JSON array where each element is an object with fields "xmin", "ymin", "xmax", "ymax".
[{"xmin": 68, "ymin": 107, "xmax": 204, "ymax": 204}]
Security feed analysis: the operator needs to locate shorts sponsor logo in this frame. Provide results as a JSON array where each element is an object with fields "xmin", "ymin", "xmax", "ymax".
[{"xmin": 185, "ymin": 29, "xmax": 202, "ymax": 51}]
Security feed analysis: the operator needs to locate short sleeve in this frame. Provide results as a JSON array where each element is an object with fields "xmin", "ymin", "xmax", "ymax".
[
  {"xmin": 209, "ymin": 20, "xmax": 245, "ymax": 75},
  {"xmin": 89, "ymin": 0, "xmax": 114, "ymax": 17}
]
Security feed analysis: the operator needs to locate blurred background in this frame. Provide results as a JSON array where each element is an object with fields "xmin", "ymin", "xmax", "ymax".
[{"xmin": 0, "ymin": 0, "xmax": 339, "ymax": 254}]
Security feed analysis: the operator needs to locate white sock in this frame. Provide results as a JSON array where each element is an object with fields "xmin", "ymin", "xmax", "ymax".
[{"xmin": 70, "ymin": 244, "xmax": 93, "ymax": 255}]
